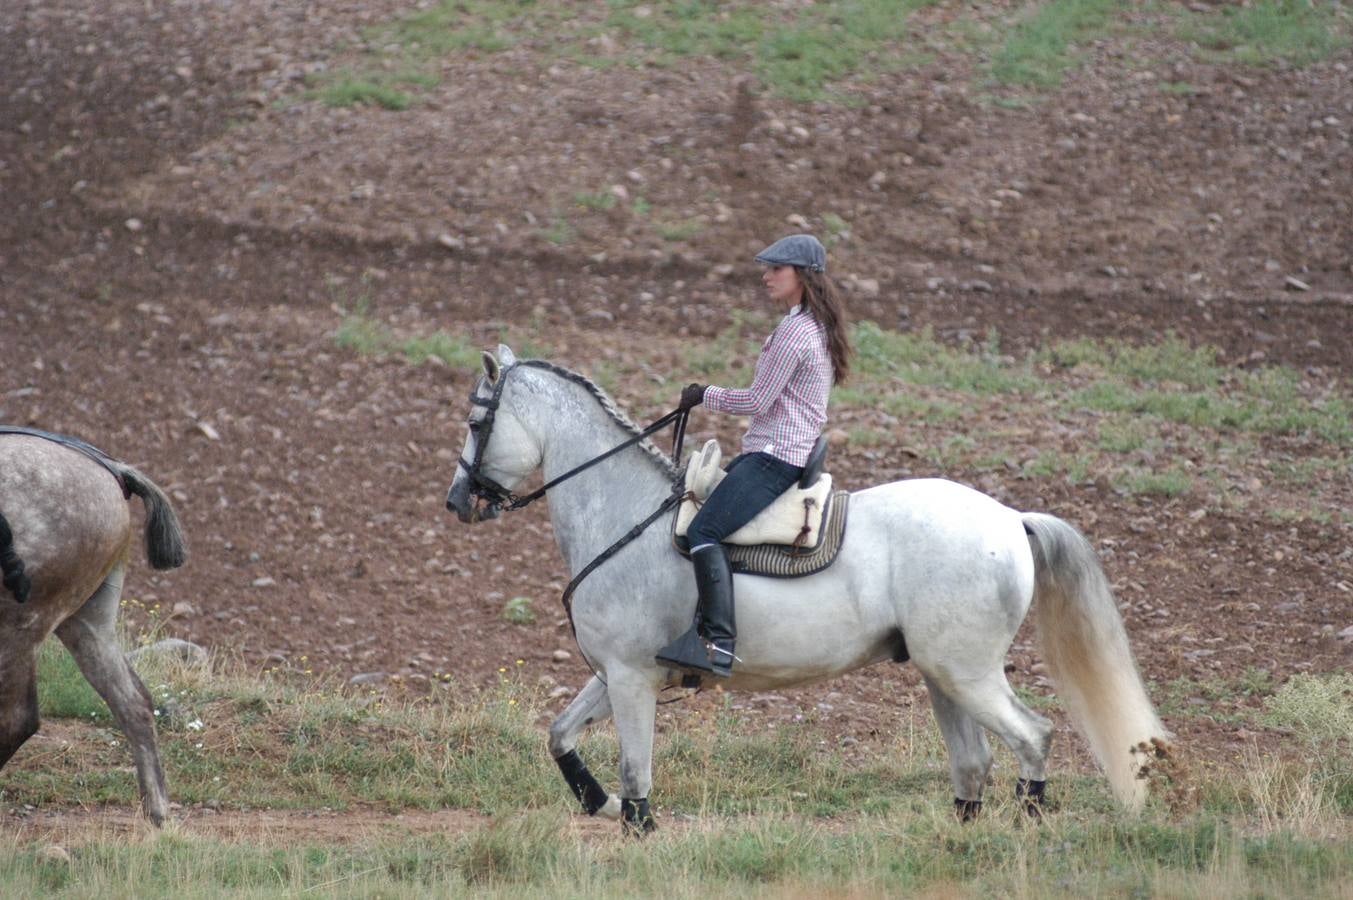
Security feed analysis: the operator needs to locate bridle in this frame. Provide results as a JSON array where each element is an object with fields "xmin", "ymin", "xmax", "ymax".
[
  {"xmin": 455, "ymin": 359, "xmax": 689, "ymax": 517},
  {"xmin": 451, "ymin": 359, "xmax": 691, "ymax": 633}
]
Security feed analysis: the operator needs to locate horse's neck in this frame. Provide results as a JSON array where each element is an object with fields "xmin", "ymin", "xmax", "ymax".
[{"xmin": 523, "ymin": 377, "xmax": 675, "ymax": 574}]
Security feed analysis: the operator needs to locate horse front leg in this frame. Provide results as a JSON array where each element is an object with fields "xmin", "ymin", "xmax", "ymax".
[
  {"xmin": 606, "ymin": 666, "xmax": 661, "ymax": 836},
  {"xmin": 547, "ymin": 674, "xmax": 620, "ymax": 819}
]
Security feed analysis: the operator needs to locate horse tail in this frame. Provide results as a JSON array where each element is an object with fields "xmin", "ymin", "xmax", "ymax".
[
  {"xmin": 1022, "ymin": 512, "xmax": 1168, "ymax": 811},
  {"xmin": 111, "ymin": 463, "xmax": 188, "ymax": 571},
  {"xmin": 0, "ymin": 510, "xmax": 32, "ymax": 603}
]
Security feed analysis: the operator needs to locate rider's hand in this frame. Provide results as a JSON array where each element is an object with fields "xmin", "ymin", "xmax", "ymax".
[{"xmin": 679, "ymin": 383, "xmax": 707, "ymax": 411}]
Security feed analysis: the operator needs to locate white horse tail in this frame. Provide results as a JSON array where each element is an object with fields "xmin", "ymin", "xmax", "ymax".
[
  {"xmin": 1022, "ymin": 512, "xmax": 1168, "ymax": 811},
  {"xmin": 111, "ymin": 463, "xmax": 188, "ymax": 570}
]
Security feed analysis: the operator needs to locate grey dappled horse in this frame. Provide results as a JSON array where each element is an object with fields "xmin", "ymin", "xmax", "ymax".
[
  {"xmin": 446, "ymin": 346, "xmax": 1169, "ymax": 833},
  {"xmin": 0, "ymin": 431, "xmax": 186, "ymax": 826}
]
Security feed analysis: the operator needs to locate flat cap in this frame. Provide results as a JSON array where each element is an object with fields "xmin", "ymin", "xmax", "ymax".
[{"xmin": 754, "ymin": 233, "xmax": 826, "ymax": 273}]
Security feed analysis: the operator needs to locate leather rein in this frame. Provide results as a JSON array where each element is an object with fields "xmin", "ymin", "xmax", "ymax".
[{"xmin": 456, "ymin": 360, "xmax": 690, "ymax": 630}]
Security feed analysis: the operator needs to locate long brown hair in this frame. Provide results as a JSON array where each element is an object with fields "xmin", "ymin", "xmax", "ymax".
[{"xmin": 797, "ymin": 268, "xmax": 851, "ymax": 385}]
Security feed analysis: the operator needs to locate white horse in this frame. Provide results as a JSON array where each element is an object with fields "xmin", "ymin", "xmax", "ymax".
[
  {"xmin": 445, "ymin": 346, "xmax": 1169, "ymax": 833},
  {"xmin": 1, "ymin": 429, "xmax": 187, "ymax": 826}
]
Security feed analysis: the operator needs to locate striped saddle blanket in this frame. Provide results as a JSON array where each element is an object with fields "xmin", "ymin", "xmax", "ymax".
[{"xmin": 671, "ymin": 440, "xmax": 849, "ymax": 579}]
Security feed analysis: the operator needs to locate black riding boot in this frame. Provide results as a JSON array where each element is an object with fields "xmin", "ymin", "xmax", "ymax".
[{"xmin": 655, "ymin": 544, "xmax": 736, "ymax": 678}]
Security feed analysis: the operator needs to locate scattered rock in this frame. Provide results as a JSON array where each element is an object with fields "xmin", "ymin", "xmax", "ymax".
[
  {"xmin": 190, "ymin": 420, "xmax": 221, "ymax": 441},
  {"xmin": 128, "ymin": 638, "xmax": 207, "ymax": 665}
]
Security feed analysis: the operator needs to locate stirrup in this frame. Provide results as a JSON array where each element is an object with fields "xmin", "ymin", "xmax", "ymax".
[
  {"xmin": 705, "ymin": 639, "xmax": 736, "ymax": 678},
  {"xmin": 655, "ymin": 626, "xmax": 717, "ymax": 676}
]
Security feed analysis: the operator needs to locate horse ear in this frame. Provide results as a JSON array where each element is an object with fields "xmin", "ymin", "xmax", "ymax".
[
  {"xmin": 482, "ymin": 351, "xmax": 500, "ymax": 384},
  {"xmin": 497, "ymin": 344, "xmax": 518, "ymax": 366}
]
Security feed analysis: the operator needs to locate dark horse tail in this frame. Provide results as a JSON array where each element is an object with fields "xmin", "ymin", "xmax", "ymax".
[
  {"xmin": 0, "ymin": 510, "xmax": 32, "ymax": 604},
  {"xmin": 109, "ymin": 462, "xmax": 188, "ymax": 570}
]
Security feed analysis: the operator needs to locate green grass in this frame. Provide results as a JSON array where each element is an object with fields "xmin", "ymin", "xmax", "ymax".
[
  {"xmin": 333, "ymin": 313, "xmax": 1351, "ymax": 519},
  {"xmin": 539, "ymin": 217, "xmax": 576, "ymax": 245},
  {"xmin": 333, "ymin": 312, "xmax": 554, "ymax": 369},
  {"xmin": 314, "ymin": 75, "xmax": 413, "ymax": 110},
  {"xmin": 303, "ymin": 0, "xmax": 1352, "ymax": 112},
  {"xmin": 654, "ymin": 218, "xmax": 704, "ymax": 242},
  {"xmin": 6, "ymin": 659, "xmax": 1352, "ymax": 896},
  {"xmin": 600, "ymin": 0, "xmax": 937, "ymax": 101},
  {"xmin": 1185, "ymin": 0, "xmax": 1352, "ymax": 67},
  {"xmin": 36, "ymin": 639, "xmax": 109, "ymax": 722},
  {"xmin": 851, "ymin": 321, "xmax": 1036, "ymax": 395},
  {"xmin": 313, "ymin": 0, "xmax": 941, "ymax": 109},
  {"xmin": 502, "ymin": 595, "xmax": 537, "ymax": 625},
  {"xmin": 1046, "ymin": 335, "xmax": 1352, "ymax": 443},
  {"xmin": 573, "ymin": 190, "xmax": 617, "ymax": 212},
  {"xmin": 989, "ymin": 0, "xmax": 1128, "ymax": 89},
  {"xmin": 1113, "ymin": 465, "xmax": 1193, "ymax": 497},
  {"xmin": 3, "ymin": 811, "xmax": 1349, "ymax": 898},
  {"xmin": 333, "ymin": 309, "xmax": 497, "ymax": 370}
]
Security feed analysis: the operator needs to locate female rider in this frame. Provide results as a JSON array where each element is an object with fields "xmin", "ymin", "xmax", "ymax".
[{"xmin": 656, "ymin": 233, "xmax": 851, "ymax": 678}]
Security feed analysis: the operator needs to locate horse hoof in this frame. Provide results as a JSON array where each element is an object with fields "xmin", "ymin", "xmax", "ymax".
[
  {"xmin": 954, "ymin": 798, "xmax": 982, "ymax": 822},
  {"xmin": 597, "ymin": 794, "xmax": 622, "ymax": 820},
  {"xmin": 620, "ymin": 797, "xmax": 656, "ymax": 836}
]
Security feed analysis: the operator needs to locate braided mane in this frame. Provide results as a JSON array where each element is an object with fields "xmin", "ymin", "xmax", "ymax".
[{"xmin": 518, "ymin": 360, "xmax": 680, "ymax": 478}]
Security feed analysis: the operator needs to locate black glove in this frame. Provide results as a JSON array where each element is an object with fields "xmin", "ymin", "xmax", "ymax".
[{"xmin": 679, "ymin": 383, "xmax": 708, "ymax": 411}]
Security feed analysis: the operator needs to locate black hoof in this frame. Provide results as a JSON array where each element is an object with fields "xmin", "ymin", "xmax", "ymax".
[
  {"xmin": 621, "ymin": 797, "xmax": 656, "ymax": 836},
  {"xmin": 1016, "ymin": 778, "xmax": 1047, "ymax": 819},
  {"xmin": 954, "ymin": 798, "xmax": 982, "ymax": 822}
]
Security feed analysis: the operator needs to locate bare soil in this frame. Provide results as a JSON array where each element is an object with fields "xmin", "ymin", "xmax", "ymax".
[{"xmin": 2, "ymin": 0, "xmax": 1350, "ymax": 840}]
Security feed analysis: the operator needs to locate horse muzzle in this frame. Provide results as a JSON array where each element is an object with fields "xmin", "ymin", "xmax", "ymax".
[{"xmin": 446, "ymin": 478, "xmax": 500, "ymax": 524}]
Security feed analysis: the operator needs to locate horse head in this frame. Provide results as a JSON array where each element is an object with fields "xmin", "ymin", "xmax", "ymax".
[{"xmin": 446, "ymin": 344, "xmax": 543, "ymax": 523}]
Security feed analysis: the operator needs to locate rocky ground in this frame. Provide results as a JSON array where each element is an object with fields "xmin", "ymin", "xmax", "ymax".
[{"xmin": 2, "ymin": 0, "xmax": 1351, "ymax": 826}]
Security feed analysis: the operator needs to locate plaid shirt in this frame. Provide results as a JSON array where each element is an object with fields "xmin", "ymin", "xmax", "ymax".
[{"xmin": 704, "ymin": 306, "xmax": 831, "ymax": 467}]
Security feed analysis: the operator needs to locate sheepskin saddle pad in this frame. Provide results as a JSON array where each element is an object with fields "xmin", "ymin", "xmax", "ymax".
[{"xmin": 671, "ymin": 440, "xmax": 849, "ymax": 578}]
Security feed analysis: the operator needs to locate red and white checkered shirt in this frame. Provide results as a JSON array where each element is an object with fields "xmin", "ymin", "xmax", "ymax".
[{"xmin": 703, "ymin": 306, "xmax": 832, "ymax": 467}]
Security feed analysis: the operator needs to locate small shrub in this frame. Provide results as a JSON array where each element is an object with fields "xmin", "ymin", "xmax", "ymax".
[
  {"xmin": 502, "ymin": 596, "xmax": 536, "ymax": 625},
  {"xmin": 457, "ymin": 810, "xmax": 566, "ymax": 885},
  {"xmin": 317, "ymin": 76, "xmax": 413, "ymax": 110},
  {"xmin": 1262, "ymin": 673, "xmax": 1353, "ymax": 751}
]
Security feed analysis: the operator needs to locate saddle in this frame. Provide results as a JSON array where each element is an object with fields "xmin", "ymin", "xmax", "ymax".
[{"xmin": 671, "ymin": 438, "xmax": 849, "ymax": 578}]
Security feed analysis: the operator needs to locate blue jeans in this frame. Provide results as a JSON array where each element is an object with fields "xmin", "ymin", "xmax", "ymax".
[{"xmin": 687, "ymin": 452, "xmax": 804, "ymax": 549}]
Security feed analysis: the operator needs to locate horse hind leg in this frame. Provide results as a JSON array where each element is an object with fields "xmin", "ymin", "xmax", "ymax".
[
  {"xmin": 0, "ymin": 651, "xmax": 40, "ymax": 767},
  {"xmin": 936, "ymin": 671, "xmax": 1054, "ymax": 819},
  {"xmin": 924, "ymin": 675, "xmax": 994, "ymax": 821},
  {"xmin": 547, "ymin": 675, "xmax": 620, "ymax": 820},
  {"xmin": 53, "ymin": 565, "xmax": 170, "ymax": 826}
]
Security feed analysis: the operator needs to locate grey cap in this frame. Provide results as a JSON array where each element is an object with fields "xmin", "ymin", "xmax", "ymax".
[{"xmin": 754, "ymin": 233, "xmax": 826, "ymax": 273}]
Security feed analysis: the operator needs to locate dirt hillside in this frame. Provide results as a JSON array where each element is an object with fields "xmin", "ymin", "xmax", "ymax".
[{"xmin": 2, "ymin": 0, "xmax": 1350, "ymax": 809}]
